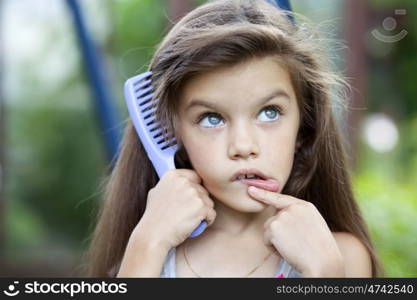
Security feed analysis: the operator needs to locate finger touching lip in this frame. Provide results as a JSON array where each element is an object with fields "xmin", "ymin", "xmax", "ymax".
[{"xmin": 238, "ymin": 178, "xmax": 280, "ymax": 193}]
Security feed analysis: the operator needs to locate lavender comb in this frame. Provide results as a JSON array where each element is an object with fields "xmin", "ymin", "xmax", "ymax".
[{"xmin": 124, "ymin": 71, "xmax": 208, "ymax": 238}]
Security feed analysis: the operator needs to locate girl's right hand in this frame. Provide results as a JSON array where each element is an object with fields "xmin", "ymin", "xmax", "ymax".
[{"xmin": 133, "ymin": 169, "xmax": 216, "ymax": 251}]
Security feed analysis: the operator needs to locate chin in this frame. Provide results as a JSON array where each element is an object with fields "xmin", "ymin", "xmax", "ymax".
[
  {"xmin": 234, "ymin": 200, "xmax": 267, "ymax": 213},
  {"xmin": 213, "ymin": 190, "xmax": 268, "ymax": 213}
]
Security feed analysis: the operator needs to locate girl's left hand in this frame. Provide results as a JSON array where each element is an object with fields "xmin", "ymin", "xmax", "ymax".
[{"xmin": 247, "ymin": 186, "xmax": 345, "ymax": 277}]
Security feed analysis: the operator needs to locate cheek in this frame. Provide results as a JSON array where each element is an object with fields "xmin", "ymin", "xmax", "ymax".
[
  {"xmin": 183, "ymin": 139, "xmax": 217, "ymax": 173},
  {"xmin": 183, "ymin": 140, "xmax": 226, "ymax": 193},
  {"xmin": 265, "ymin": 130, "xmax": 297, "ymax": 171},
  {"xmin": 187, "ymin": 144, "xmax": 207, "ymax": 167}
]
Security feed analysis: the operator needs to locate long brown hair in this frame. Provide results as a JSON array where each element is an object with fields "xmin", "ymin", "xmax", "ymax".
[{"xmin": 82, "ymin": 0, "xmax": 383, "ymax": 277}]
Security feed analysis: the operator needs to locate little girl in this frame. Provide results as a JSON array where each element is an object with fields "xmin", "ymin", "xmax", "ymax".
[{"xmin": 84, "ymin": 0, "xmax": 383, "ymax": 277}]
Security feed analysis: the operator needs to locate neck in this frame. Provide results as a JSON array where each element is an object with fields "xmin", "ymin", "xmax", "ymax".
[
  {"xmin": 181, "ymin": 199, "xmax": 279, "ymax": 277},
  {"xmin": 180, "ymin": 198, "xmax": 279, "ymax": 277}
]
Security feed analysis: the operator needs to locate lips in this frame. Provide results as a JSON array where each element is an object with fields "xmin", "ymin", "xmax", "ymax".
[
  {"xmin": 231, "ymin": 168, "xmax": 269, "ymax": 181},
  {"xmin": 238, "ymin": 178, "xmax": 279, "ymax": 192},
  {"xmin": 231, "ymin": 168, "xmax": 280, "ymax": 192}
]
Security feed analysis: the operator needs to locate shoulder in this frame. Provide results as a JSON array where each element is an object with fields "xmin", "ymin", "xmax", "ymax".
[{"xmin": 332, "ymin": 232, "xmax": 373, "ymax": 277}]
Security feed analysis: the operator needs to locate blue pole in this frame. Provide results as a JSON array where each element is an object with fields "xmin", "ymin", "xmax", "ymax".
[
  {"xmin": 66, "ymin": 0, "xmax": 121, "ymax": 164},
  {"xmin": 275, "ymin": 0, "xmax": 292, "ymax": 11}
]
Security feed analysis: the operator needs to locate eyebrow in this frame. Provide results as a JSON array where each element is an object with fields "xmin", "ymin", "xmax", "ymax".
[{"xmin": 185, "ymin": 89, "xmax": 291, "ymax": 112}]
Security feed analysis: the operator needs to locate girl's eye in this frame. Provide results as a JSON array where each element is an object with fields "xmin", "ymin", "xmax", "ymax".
[
  {"xmin": 197, "ymin": 105, "xmax": 282, "ymax": 128},
  {"xmin": 198, "ymin": 113, "xmax": 224, "ymax": 128},
  {"xmin": 258, "ymin": 105, "xmax": 282, "ymax": 122}
]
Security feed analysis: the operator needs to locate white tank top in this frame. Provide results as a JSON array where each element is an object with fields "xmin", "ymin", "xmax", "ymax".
[{"xmin": 160, "ymin": 247, "xmax": 303, "ymax": 278}]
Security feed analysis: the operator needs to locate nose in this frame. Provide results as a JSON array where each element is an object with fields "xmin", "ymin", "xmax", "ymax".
[{"xmin": 227, "ymin": 122, "xmax": 259, "ymax": 160}]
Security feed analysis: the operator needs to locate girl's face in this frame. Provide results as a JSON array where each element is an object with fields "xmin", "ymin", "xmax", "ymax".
[{"xmin": 176, "ymin": 56, "xmax": 300, "ymax": 213}]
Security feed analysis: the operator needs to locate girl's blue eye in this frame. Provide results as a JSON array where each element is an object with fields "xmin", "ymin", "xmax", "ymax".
[
  {"xmin": 258, "ymin": 105, "xmax": 281, "ymax": 122},
  {"xmin": 198, "ymin": 113, "xmax": 224, "ymax": 128},
  {"xmin": 197, "ymin": 105, "xmax": 282, "ymax": 128}
]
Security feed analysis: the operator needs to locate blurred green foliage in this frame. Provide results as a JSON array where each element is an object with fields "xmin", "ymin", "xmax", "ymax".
[
  {"xmin": 7, "ymin": 102, "xmax": 105, "ymax": 260},
  {"xmin": 111, "ymin": 0, "xmax": 167, "ymax": 77},
  {"xmin": 354, "ymin": 170, "xmax": 417, "ymax": 277},
  {"xmin": 354, "ymin": 0, "xmax": 417, "ymax": 277},
  {"xmin": 354, "ymin": 125, "xmax": 417, "ymax": 277}
]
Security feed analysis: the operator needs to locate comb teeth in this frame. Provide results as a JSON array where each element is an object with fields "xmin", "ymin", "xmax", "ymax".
[
  {"xmin": 125, "ymin": 71, "xmax": 207, "ymax": 236},
  {"xmin": 131, "ymin": 74, "xmax": 177, "ymax": 150}
]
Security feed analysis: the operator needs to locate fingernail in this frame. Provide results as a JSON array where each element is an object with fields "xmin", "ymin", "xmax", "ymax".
[
  {"xmin": 275, "ymin": 273, "xmax": 285, "ymax": 278},
  {"xmin": 248, "ymin": 186, "xmax": 258, "ymax": 194}
]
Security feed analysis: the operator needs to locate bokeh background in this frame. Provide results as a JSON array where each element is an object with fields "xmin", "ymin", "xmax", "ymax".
[{"xmin": 0, "ymin": 0, "xmax": 416, "ymax": 277}]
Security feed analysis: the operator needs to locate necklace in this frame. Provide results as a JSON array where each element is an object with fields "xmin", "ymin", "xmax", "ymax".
[{"xmin": 183, "ymin": 242, "xmax": 273, "ymax": 278}]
